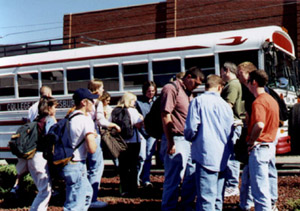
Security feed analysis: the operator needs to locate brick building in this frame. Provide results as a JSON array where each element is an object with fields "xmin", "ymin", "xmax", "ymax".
[{"xmin": 63, "ymin": 0, "xmax": 300, "ymax": 58}]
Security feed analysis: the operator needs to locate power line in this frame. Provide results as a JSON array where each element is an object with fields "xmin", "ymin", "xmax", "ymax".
[
  {"xmin": 1, "ymin": 27, "xmax": 62, "ymax": 38},
  {"xmin": 0, "ymin": 22, "xmax": 62, "ymax": 29}
]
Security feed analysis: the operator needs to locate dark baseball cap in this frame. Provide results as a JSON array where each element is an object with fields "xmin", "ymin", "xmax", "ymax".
[{"xmin": 73, "ymin": 88, "xmax": 99, "ymax": 103}]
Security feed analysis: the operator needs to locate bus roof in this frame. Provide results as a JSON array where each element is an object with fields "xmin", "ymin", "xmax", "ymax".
[{"xmin": 0, "ymin": 25, "xmax": 295, "ymax": 70}]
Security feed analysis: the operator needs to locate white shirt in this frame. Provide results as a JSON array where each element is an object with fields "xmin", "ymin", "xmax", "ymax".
[
  {"xmin": 89, "ymin": 100, "xmax": 111, "ymax": 128},
  {"xmin": 28, "ymin": 101, "xmax": 39, "ymax": 122},
  {"xmin": 124, "ymin": 107, "xmax": 143, "ymax": 143},
  {"xmin": 69, "ymin": 110, "xmax": 95, "ymax": 161}
]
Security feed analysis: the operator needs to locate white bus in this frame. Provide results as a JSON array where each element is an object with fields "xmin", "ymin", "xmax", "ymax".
[{"xmin": 0, "ymin": 25, "xmax": 298, "ymax": 161}]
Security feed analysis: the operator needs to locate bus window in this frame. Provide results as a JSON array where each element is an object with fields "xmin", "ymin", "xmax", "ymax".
[
  {"xmin": 42, "ymin": 71, "xmax": 64, "ymax": 95},
  {"xmin": 0, "ymin": 75, "xmax": 14, "ymax": 98},
  {"xmin": 266, "ymin": 50, "xmax": 297, "ymax": 92},
  {"xmin": 123, "ymin": 63, "xmax": 148, "ymax": 90},
  {"xmin": 18, "ymin": 73, "xmax": 39, "ymax": 97},
  {"xmin": 219, "ymin": 50, "xmax": 258, "ymax": 69},
  {"xmin": 67, "ymin": 67, "xmax": 90, "ymax": 94},
  {"xmin": 153, "ymin": 59, "xmax": 181, "ymax": 87},
  {"xmin": 185, "ymin": 56, "xmax": 215, "ymax": 78},
  {"xmin": 94, "ymin": 65, "xmax": 119, "ymax": 91}
]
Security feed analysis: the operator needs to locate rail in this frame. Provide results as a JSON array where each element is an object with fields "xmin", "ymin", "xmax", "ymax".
[{"xmin": 0, "ymin": 36, "xmax": 108, "ymax": 58}]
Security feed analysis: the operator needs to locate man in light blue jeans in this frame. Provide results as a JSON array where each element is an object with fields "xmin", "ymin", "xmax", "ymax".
[
  {"xmin": 61, "ymin": 88, "xmax": 98, "ymax": 210},
  {"xmin": 160, "ymin": 67, "xmax": 204, "ymax": 210},
  {"xmin": 184, "ymin": 75, "xmax": 234, "ymax": 211},
  {"xmin": 246, "ymin": 70, "xmax": 279, "ymax": 210},
  {"xmin": 221, "ymin": 62, "xmax": 244, "ymax": 197}
]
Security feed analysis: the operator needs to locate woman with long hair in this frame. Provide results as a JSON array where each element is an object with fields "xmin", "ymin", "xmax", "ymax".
[{"xmin": 111, "ymin": 92, "xmax": 143, "ymax": 197}]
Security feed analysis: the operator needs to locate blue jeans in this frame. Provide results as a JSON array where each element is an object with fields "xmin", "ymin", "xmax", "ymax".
[
  {"xmin": 239, "ymin": 164, "xmax": 254, "ymax": 210},
  {"xmin": 87, "ymin": 134, "xmax": 104, "ymax": 202},
  {"xmin": 240, "ymin": 141, "xmax": 278, "ymax": 210},
  {"xmin": 138, "ymin": 136, "xmax": 156, "ymax": 184},
  {"xmin": 61, "ymin": 161, "xmax": 93, "ymax": 211},
  {"xmin": 195, "ymin": 163, "xmax": 225, "ymax": 211},
  {"xmin": 137, "ymin": 134, "xmax": 146, "ymax": 184},
  {"xmin": 160, "ymin": 135, "xmax": 196, "ymax": 211},
  {"xmin": 225, "ymin": 126, "xmax": 241, "ymax": 189},
  {"xmin": 248, "ymin": 143, "xmax": 273, "ymax": 211}
]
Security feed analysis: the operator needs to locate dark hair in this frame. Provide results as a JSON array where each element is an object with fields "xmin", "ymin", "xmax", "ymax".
[
  {"xmin": 99, "ymin": 91, "xmax": 111, "ymax": 102},
  {"xmin": 38, "ymin": 96, "xmax": 58, "ymax": 117},
  {"xmin": 184, "ymin": 66, "xmax": 205, "ymax": 81},
  {"xmin": 248, "ymin": 69, "xmax": 268, "ymax": 87},
  {"xmin": 142, "ymin": 81, "xmax": 157, "ymax": 96},
  {"xmin": 205, "ymin": 74, "xmax": 225, "ymax": 89}
]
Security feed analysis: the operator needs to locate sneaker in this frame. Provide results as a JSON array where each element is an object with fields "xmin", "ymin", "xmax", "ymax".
[
  {"xmin": 144, "ymin": 182, "xmax": 153, "ymax": 188},
  {"xmin": 120, "ymin": 192, "xmax": 129, "ymax": 197},
  {"xmin": 224, "ymin": 187, "xmax": 240, "ymax": 197},
  {"xmin": 10, "ymin": 186, "xmax": 19, "ymax": 194},
  {"xmin": 89, "ymin": 201, "xmax": 108, "ymax": 209},
  {"xmin": 272, "ymin": 204, "xmax": 278, "ymax": 211}
]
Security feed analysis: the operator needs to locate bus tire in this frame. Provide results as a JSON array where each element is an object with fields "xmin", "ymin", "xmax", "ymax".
[{"xmin": 288, "ymin": 103, "xmax": 300, "ymax": 154}]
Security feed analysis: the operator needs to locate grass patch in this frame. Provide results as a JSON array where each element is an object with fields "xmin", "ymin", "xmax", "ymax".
[{"xmin": 286, "ymin": 198, "xmax": 300, "ymax": 211}]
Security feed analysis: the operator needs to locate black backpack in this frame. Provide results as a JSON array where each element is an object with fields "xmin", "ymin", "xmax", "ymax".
[
  {"xmin": 111, "ymin": 107, "xmax": 134, "ymax": 139},
  {"xmin": 144, "ymin": 82, "xmax": 179, "ymax": 139},
  {"xmin": 9, "ymin": 121, "xmax": 38, "ymax": 159},
  {"xmin": 42, "ymin": 113, "xmax": 84, "ymax": 167},
  {"xmin": 267, "ymin": 87, "xmax": 289, "ymax": 121}
]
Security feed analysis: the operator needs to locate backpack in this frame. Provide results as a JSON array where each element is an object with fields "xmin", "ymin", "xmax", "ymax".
[
  {"xmin": 111, "ymin": 107, "xmax": 134, "ymax": 139},
  {"xmin": 144, "ymin": 82, "xmax": 179, "ymax": 139},
  {"xmin": 42, "ymin": 112, "xmax": 84, "ymax": 167},
  {"xmin": 267, "ymin": 87, "xmax": 289, "ymax": 121},
  {"xmin": 9, "ymin": 121, "xmax": 38, "ymax": 159}
]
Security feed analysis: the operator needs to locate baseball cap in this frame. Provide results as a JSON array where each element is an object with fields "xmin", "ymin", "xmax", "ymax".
[{"xmin": 73, "ymin": 88, "xmax": 99, "ymax": 103}]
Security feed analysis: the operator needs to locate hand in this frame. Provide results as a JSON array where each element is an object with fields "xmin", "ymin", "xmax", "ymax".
[
  {"xmin": 114, "ymin": 124, "xmax": 121, "ymax": 133},
  {"xmin": 167, "ymin": 142, "xmax": 175, "ymax": 155}
]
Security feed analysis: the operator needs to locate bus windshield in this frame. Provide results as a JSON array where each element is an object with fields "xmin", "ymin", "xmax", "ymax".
[{"xmin": 265, "ymin": 45, "xmax": 299, "ymax": 94}]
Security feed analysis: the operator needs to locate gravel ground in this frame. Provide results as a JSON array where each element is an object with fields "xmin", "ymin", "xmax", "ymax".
[{"xmin": 0, "ymin": 173, "xmax": 299, "ymax": 210}]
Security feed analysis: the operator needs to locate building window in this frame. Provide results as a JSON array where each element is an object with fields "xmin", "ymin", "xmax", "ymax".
[
  {"xmin": 18, "ymin": 73, "xmax": 38, "ymax": 97},
  {"xmin": 153, "ymin": 60, "xmax": 181, "ymax": 88},
  {"xmin": 67, "ymin": 68, "xmax": 90, "ymax": 94},
  {"xmin": 94, "ymin": 65, "xmax": 119, "ymax": 91},
  {"xmin": 0, "ymin": 75, "xmax": 14, "ymax": 98},
  {"xmin": 42, "ymin": 71, "xmax": 64, "ymax": 95}
]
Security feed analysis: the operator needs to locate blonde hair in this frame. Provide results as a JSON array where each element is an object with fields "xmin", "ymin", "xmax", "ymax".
[
  {"xmin": 117, "ymin": 92, "xmax": 137, "ymax": 108},
  {"xmin": 88, "ymin": 79, "xmax": 103, "ymax": 94},
  {"xmin": 238, "ymin": 62, "xmax": 257, "ymax": 74}
]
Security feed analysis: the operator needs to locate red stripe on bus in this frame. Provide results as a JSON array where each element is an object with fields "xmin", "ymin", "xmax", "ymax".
[
  {"xmin": 0, "ymin": 147, "xmax": 11, "ymax": 152},
  {"xmin": 0, "ymin": 120, "xmax": 25, "ymax": 126},
  {"xmin": 0, "ymin": 45, "xmax": 208, "ymax": 69}
]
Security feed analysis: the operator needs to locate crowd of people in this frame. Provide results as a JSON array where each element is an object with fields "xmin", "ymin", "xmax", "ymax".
[{"xmin": 10, "ymin": 61, "xmax": 281, "ymax": 211}]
